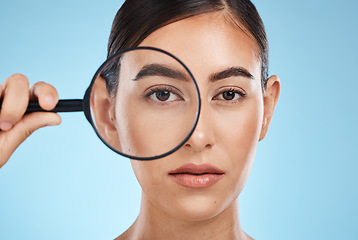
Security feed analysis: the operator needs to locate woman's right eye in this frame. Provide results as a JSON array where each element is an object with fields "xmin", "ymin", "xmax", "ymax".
[
  {"xmin": 145, "ymin": 87, "xmax": 183, "ymax": 102},
  {"xmin": 150, "ymin": 90, "xmax": 175, "ymax": 101}
]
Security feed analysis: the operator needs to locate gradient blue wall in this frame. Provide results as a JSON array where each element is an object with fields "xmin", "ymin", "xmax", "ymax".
[{"xmin": 0, "ymin": 0, "xmax": 357, "ymax": 239}]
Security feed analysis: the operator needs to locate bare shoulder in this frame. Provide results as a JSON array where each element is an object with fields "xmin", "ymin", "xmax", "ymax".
[
  {"xmin": 245, "ymin": 232, "xmax": 255, "ymax": 240},
  {"xmin": 114, "ymin": 234, "xmax": 126, "ymax": 240},
  {"xmin": 114, "ymin": 231, "xmax": 129, "ymax": 240},
  {"xmin": 114, "ymin": 227, "xmax": 133, "ymax": 240},
  {"xmin": 114, "ymin": 219, "xmax": 138, "ymax": 240}
]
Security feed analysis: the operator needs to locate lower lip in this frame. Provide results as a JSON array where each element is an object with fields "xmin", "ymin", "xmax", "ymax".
[{"xmin": 169, "ymin": 173, "xmax": 224, "ymax": 188}]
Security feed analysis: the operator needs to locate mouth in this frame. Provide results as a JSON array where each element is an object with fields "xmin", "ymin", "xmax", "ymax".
[{"xmin": 168, "ymin": 163, "xmax": 225, "ymax": 188}]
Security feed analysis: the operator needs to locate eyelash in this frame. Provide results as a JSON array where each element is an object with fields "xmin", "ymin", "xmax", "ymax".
[
  {"xmin": 213, "ymin": 87, "xmax": 246, "ymax": 103},
  {"xmin": 143, "ymin": 86, "xmax": 245, "ymax": 105},
  {"xmin": 144, "ymin": 85, "xmax": 183, "ymax": 103}
]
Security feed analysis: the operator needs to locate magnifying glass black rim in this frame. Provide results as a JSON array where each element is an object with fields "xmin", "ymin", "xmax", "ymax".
[{"xmin": 83, "ymin": 46, "xmax": 201, "ymax": 161}]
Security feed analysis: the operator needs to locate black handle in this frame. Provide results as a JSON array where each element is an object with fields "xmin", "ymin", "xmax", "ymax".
[
  {"xmin": 0, "ymin": 99, "xmax": 84, "ymax": 113},
  {"xmin": 26, "ymin": 99, "xmax": 84, "ymax": 113}
]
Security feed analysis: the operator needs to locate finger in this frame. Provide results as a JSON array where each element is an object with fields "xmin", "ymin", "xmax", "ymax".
[
  {"xmin": 0, "ymin": 82, "xmax": 4, "ymax": 98},
  {"xmin": 0, "ymin": 74, "xmax": 30, "ymax": 131},
  {"xmin": 30, "ymin": 81, "xmax": 59, "ymax": 111},
  {"xmin": 0, "ymin": 112, "xmax": 61, "ymax": 167}
]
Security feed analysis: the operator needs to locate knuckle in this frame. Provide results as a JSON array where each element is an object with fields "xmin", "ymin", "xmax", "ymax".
[
  {"xmin": 10, "ymin": 73, "xmax": 29, "ymax": 84},
  {"xmin": 23, "ymin": 127, "xmax": 34, "ymax": 139},
  {"xmin": 31, "ymin": 81, "xmax": 45, "ymax": 92},
  {"xmin": 34, "ymin": 83, "xmax": 58, "ymax": 100},
  {"xmin": 1, "ymin": 108, "xmax": 21, "ymax": 121},
  {"xmin": 32, "ymin": 81, "xmax": 46, "ymax": 87},
  {"xmin": 12, "ymin": 120, "xmax": 34, "ymax": 140},
  {"xmin": 32, "ymin": 81, "xmax": 53, "ymax": 94},
  {"xmin": 11, "ymin": 73, "xmax": 27, "ymax": 80},
  {"xmin": 8, "ymin": 74, "xmax": 30, "ymax": 89}
]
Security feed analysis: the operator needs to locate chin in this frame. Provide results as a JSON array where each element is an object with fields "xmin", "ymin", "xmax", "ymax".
[{"xmin": 168, "ymin": 193, "xmax": 234, "ymax": 222}]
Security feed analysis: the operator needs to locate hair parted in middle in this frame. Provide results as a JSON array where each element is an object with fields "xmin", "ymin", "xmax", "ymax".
[{"xmin": 102, "ymin": 0, "xmax": 268, "ymax": 96}]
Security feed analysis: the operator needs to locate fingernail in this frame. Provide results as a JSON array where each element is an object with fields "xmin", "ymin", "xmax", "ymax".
[{"xmin": 0, "ymin": 122, "xmax": 13, "ymax": 131}]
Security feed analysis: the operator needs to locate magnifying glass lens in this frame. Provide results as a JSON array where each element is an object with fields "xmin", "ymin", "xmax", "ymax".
[{"xmin": 88, "ymin": 48, "xmax": 200, "ymax": 160}]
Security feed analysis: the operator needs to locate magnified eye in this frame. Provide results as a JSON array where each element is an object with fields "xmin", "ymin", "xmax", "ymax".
[
  {"xmin": 152, "ymin": 90, "xmax": 172, "ymax": 101},
  {"xmin": 213, "ymin": 88, "xmax": 245, "ymax": 102},
  {"xmin": 222, "ymin": 91, "xmax": 236, "ymax": 100},
  {"xmin": 146, "ymin": 86, "xmax": 183, "ymax": 102}
]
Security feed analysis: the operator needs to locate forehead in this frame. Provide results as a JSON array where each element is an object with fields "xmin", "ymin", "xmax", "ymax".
[{"xmin": 138, "ymin": 11, "xmax": 261, "ymax": 80}]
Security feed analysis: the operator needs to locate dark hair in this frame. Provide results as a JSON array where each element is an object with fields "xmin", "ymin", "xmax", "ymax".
[{"xmin": 103, "ymin": 0, "xmax": 268, "ymax": 96}]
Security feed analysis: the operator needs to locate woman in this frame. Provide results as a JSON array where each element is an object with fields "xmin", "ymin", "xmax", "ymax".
[{"xmin": 0, "ymin": 0, "xmax": 280, "ymax": 239}]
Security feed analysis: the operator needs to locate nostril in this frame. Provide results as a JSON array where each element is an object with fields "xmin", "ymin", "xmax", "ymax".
[
  {"xmin": 184, "ymin": 142, "xmax": 212, "ymax": 151},
  {"xmin": 183, "ymin": 128, "xmax": 215, "ymax": 152},
  {"xmin": 203, "ymin": 143, "xmax": 213, "ymax": 150}
]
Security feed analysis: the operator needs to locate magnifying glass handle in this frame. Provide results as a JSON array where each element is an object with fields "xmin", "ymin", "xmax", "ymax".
[
  {"xmin": 0, "ymin": 99, "xmax": 83, "ymax": 113},
  {"xmin": 25, "ymin": 99, "xmax": 83, "ymax": 113}
]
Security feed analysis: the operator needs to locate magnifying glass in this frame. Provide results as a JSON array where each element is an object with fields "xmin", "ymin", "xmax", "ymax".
[{"xmin": 1, "ymin": 47, "xmax": 201, "ymax": 160}]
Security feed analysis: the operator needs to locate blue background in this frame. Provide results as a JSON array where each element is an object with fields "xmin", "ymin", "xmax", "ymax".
[{"xmin": 0, "ymin": 0, "xmax": 357, "ymax": 239}]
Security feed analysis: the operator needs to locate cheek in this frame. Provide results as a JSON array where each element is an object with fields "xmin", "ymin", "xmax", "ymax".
[
  {"xmin": 215, "ymin": 96, "xmax": 263, "ymax": 190},
  {"xmin": 115, "ymin": 98, "xmax": 198, "ymax": 158},
  {"xmin": 130, "ymin": 160, "xmax": 159, "ymax": 189},
  {"xmin": 115, "ymin": 105, "xmax": 191, "ymax": 157},
  {"xmin": 130, "ymin": 159, "xmax": 170, "ymax": 205},
  {"xmin": 217, "ymin": 98, "xmax": 263, "ymax": 149}
]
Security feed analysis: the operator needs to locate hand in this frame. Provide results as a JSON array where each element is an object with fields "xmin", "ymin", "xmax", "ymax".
[{"xmin": 0, "ymin": 74, "xmax": 61, "ymax": 168}]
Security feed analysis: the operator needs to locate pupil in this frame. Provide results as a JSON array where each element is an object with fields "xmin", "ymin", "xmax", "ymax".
[
  {"xmin": 156, "ymin": 91, "xmax": 170, "ymax": 101},
  {"xmin": 223, "ymin": 91, "xmax": 235, "ymax": 100}
]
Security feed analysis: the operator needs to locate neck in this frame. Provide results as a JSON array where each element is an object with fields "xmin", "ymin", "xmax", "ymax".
[{"xmin": 121, "ymin": 191, "xmax": 251, "ymax": 240}]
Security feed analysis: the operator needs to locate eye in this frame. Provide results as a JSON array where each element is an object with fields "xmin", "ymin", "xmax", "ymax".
[
  {"xmin": 221, "ymin": 91, "xmax": 237, "ymax": 101},
  {"xmin": 146, "ymin": 86, "xmax": 183, "ymax": 102},
  {"xmin": 213, "ymin": 88, "xmax": 245, "ymax": 102},
  {"xmin": 154, "ymin": 90, "xmax": 171, "ymax": 101}
]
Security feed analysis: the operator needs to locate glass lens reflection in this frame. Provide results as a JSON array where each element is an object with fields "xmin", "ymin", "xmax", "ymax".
[{"xmin": 89, "ymin": 48, "xmax": 199, "ymax": 160}]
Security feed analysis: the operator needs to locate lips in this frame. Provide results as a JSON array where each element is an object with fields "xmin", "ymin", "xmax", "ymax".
[{"xmin": 168, "ymin": 163, "xmax": 225, "ymax": 188}]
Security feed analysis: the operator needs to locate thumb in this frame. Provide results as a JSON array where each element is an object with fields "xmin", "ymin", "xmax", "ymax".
[{"xmin": 0, "ymin": 112, "xmax": 61, "ymax": 168}]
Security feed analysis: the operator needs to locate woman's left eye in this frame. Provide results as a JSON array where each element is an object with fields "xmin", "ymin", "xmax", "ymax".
[{"xmin": 213, "ymin": 89, "xmax": 245, "ymax": 102}]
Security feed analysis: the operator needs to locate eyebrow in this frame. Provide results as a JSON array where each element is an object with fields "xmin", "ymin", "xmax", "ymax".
[
  {"xmin": 210, "ymin": 67, "xmax": 254, "ymax": 82},
  {"xmin": 132, "ymin": 64, "xmax": 189, "ymax": 82}
]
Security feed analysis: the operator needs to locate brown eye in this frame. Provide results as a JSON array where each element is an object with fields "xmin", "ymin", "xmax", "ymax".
[
  {"xmin": 213, "ymin": 88, "xmax": 245, "ymax": 102},
  {"xmin": 146, "ymin": 87, "xmax": 182, "ymax": 103},
  {"xmin": 222, "ymin": 91, "xmax": 235, "ymax": 100},
  {"xmin": 156, "ymin": 90, "xmax": 170, "ymax": 101}
]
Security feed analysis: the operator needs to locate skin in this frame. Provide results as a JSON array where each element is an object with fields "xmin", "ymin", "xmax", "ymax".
[
  {"xmin": 0, "ymin": 74, "xmax": 61, "ymax": 168},
  {"xmin": 0, "ymin": 10, "xmax": 280, "ymax": 240},
  {"xmin": 110, "ymin": 49, "xmax": 199, "ymax": 157},
  {"xmin": 111, "ymin": 11, "xmax": 280, "ymax": 240}
]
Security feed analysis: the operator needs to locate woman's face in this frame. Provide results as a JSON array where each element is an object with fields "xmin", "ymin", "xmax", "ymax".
[{"xmin": 113, "ymin": 12, "xmax": 277, "ymax": 221}]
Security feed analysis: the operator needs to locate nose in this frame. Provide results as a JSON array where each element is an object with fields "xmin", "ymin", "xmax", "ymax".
[{"xmin": 184, "ymin": 103, "xmax": 215, "ymax": 152}]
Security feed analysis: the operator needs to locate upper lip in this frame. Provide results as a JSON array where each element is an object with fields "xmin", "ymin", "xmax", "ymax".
[{"xmin": 168, "ymin": 163, "xmax": 225, "ymax": 175}]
